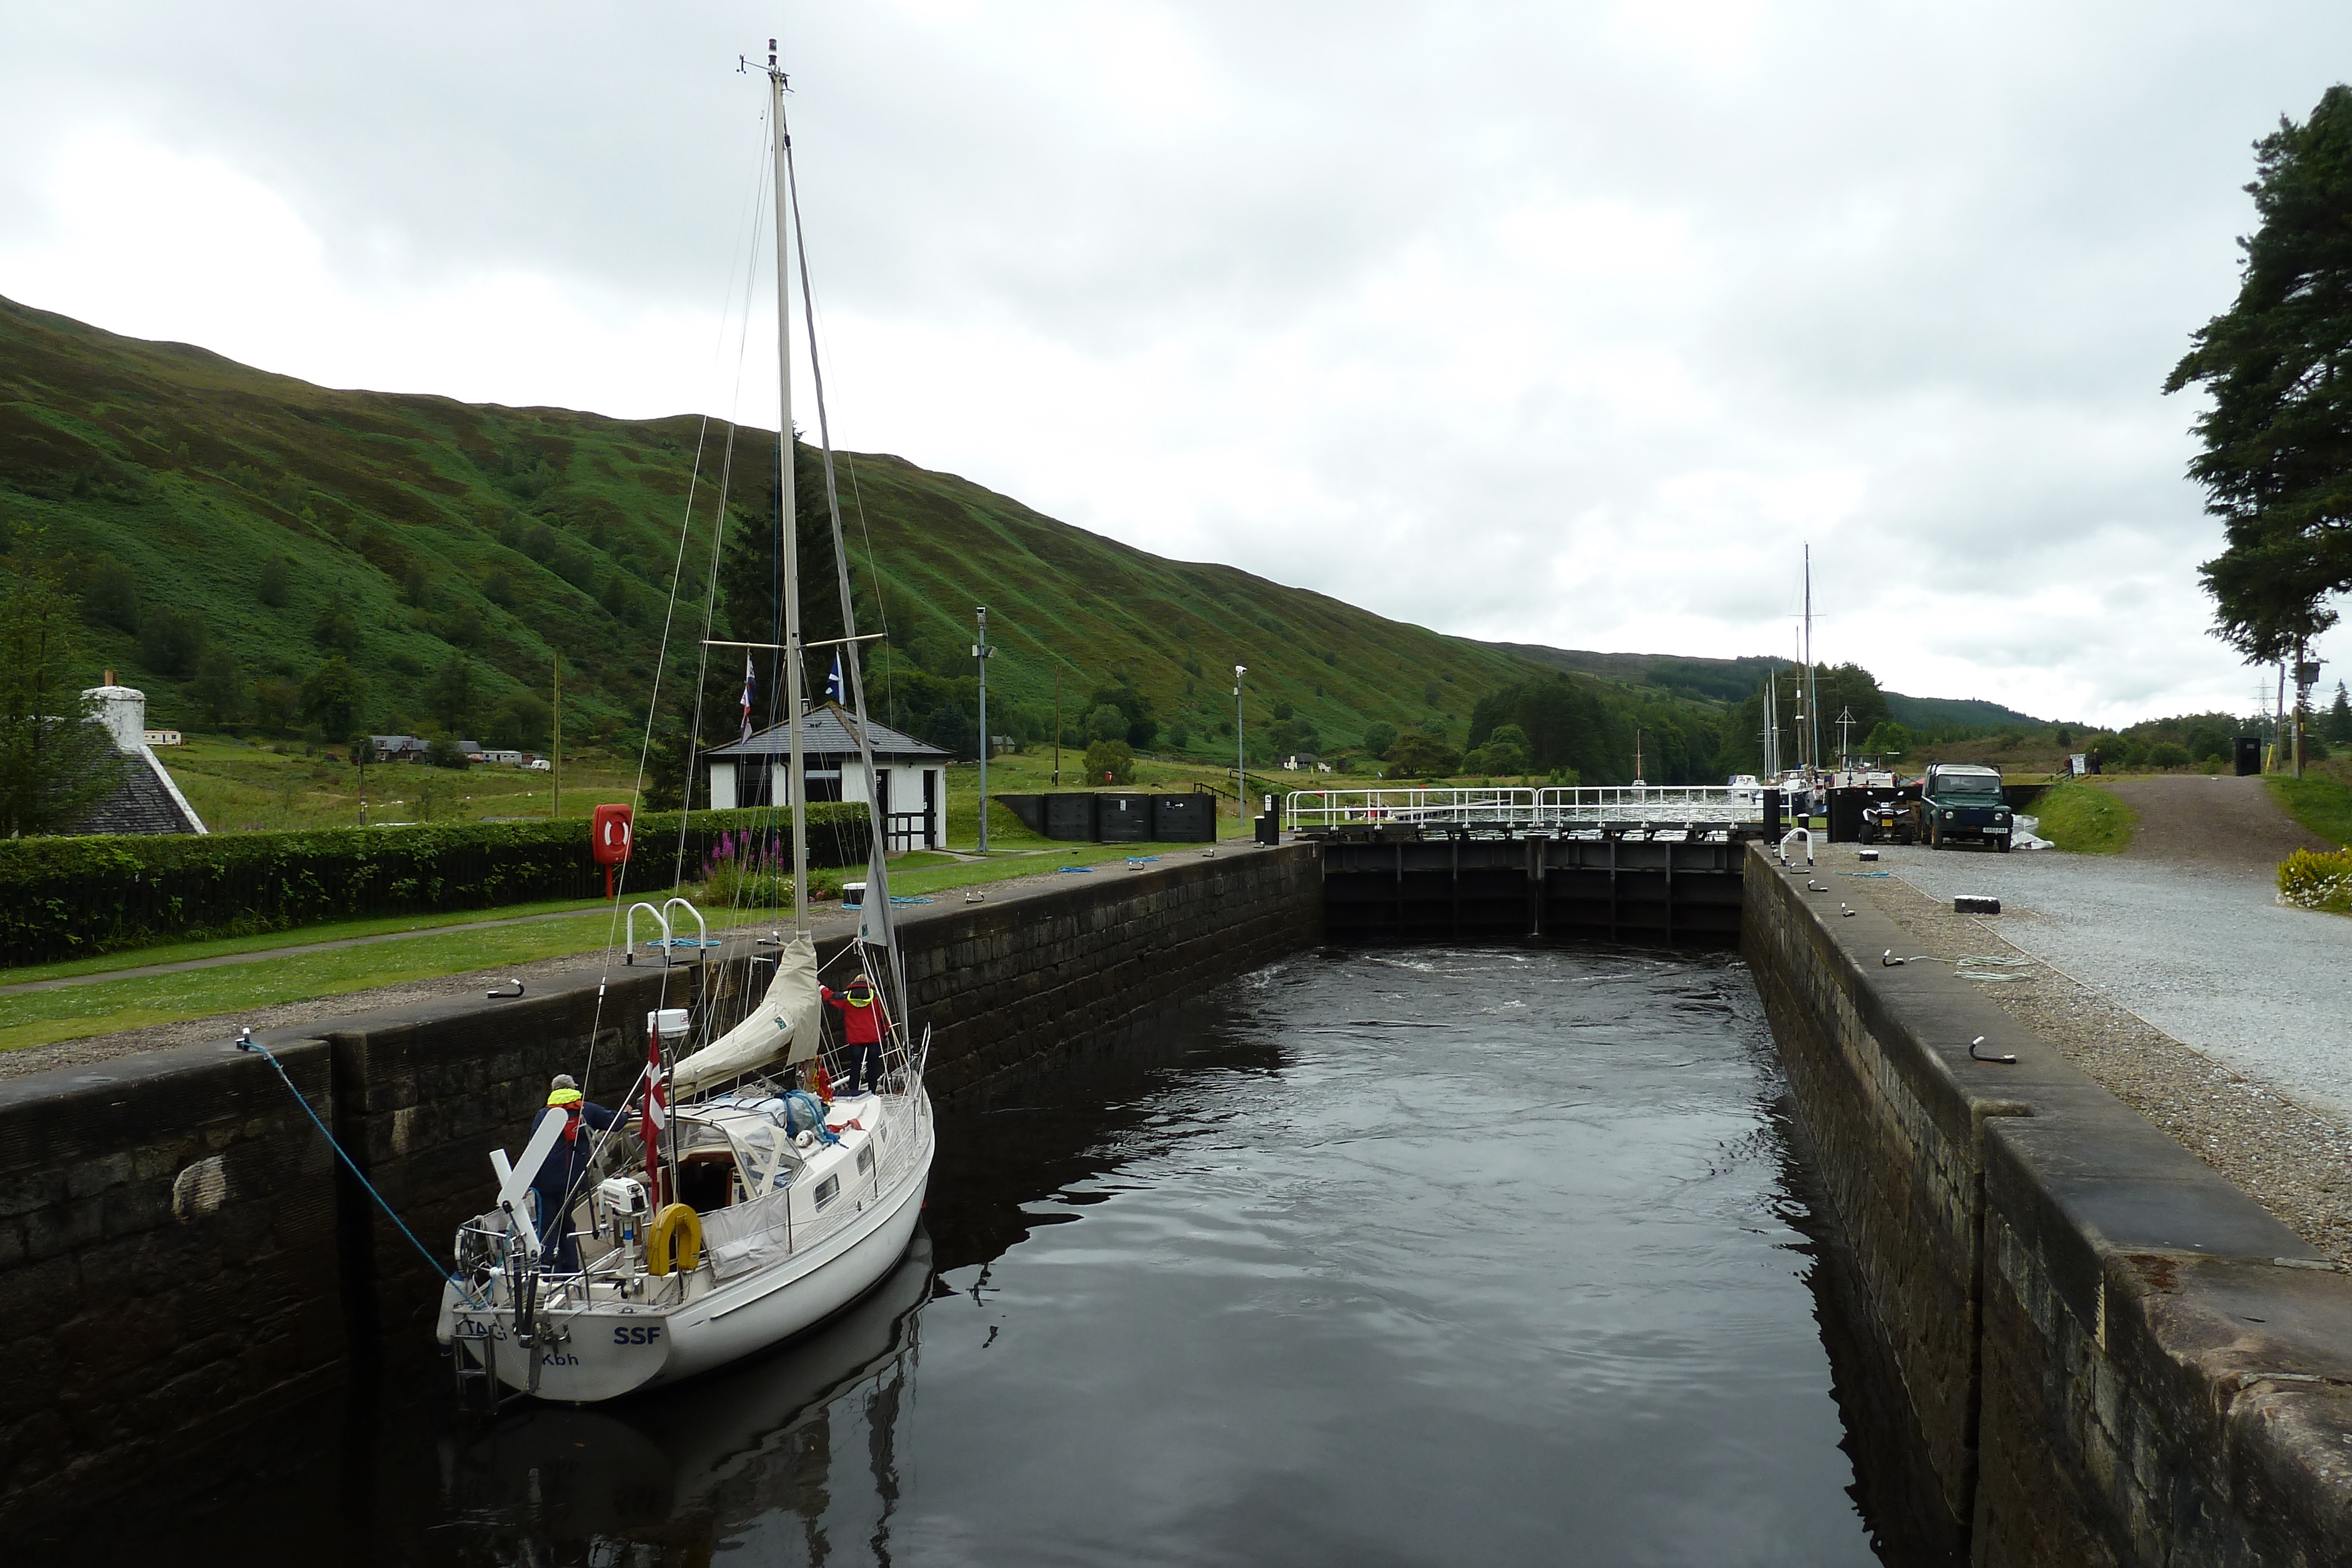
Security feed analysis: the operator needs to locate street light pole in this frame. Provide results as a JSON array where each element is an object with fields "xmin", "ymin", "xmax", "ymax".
[
  {"xmin": 974, "ymin": 606, "xmax": 994, "ymax": 850},
  {"xmin": 1234, "ymin": 665, "xmax": 1247, "ymax": 823}
]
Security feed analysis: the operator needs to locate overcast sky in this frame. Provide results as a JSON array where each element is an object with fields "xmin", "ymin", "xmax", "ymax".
[{"xmin": 4, "ymin": 2, "xmax": 2348, "ymax": 726}]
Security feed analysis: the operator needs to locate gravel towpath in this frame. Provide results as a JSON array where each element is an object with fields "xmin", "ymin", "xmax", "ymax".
[
  {"xmin": 2104, "ymin": 773, "xmax": 2336, "ymax": 871},
  {"xmin": 1878, "ymin": 833, "xmax": 2352, "ymax": 1118},
  {"xmin": 1823, "ymin": 841, "xmax": 2352, "ymax": 1267}
]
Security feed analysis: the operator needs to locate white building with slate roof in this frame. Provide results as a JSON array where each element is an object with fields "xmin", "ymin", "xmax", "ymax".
[
  {"xmin": 702, "ymin": 703, "xmax": 950, "ymax": 850},
  {"xmin": 67, "ymin": 677, "xmax": 207, "ymax": 836}
]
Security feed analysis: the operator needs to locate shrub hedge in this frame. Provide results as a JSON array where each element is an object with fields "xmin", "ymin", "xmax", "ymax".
[{"xmin": 0, "ymin": 805, "xmax": 871, "ymax": 966}]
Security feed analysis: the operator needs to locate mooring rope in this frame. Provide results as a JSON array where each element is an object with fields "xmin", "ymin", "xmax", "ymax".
[{"xmin": 237, "ymin": 1030, "xmax": 484, "ymax": 1308}]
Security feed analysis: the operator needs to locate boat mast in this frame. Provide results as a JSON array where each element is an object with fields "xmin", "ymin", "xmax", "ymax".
[
  {"xmin": 779, "ymin": 72, "xmax": 914, "ymax": 1025},
  {"xmin": 766, "ymin": 39, "xmax": 810, "ymax": 937}
]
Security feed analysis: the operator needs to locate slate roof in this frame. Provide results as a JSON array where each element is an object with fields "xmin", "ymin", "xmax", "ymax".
[
  {"xmin": 703, "ymin": 704, "xmax": 948, "ymax": 761},
  {"xmin": 66, "ymin": 746, "xmax": 205, "ymax": 836}
]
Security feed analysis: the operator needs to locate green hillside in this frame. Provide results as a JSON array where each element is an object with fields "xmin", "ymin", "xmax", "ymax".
[
  {"xmin": 0, "ymin": 295, "xmax": 1563, "ymax": 767},
  {"xmin": 1477, "ymin": 640, "xmax": 2046, "ymax": 734}
]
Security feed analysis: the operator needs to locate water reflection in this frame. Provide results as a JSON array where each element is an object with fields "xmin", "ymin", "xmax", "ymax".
[{"xmin": 435, "ymin": 1236, "xmax": 934, "ymax": 1564}]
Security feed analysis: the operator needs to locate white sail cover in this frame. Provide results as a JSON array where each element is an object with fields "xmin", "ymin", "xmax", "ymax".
[{"xmin": 671, "ymin": 932, "xmax": 821, "ymax": 1096}]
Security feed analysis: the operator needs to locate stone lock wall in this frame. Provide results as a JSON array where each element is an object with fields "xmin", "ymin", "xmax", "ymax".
[
  {"xmin": 1745, "ymin": 845, "xmax": 2352, "ymax": 1564},
  {"xmin": 0, "ymin": 1042, "xmax": 343, "ymax": 1528},
  {"xmin": 0, "ymin": 841, "xmax": 1321, "ymax": 1532}
]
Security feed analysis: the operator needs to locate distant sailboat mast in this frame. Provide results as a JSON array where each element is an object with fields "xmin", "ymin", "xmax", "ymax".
[{"xmin": 1803, "ymin": 543, "xmax": 1820, "ymax": 781}]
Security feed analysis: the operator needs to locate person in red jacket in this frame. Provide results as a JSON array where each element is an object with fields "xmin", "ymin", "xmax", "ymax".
[{"xmin": 821, "ymin": 973, "xmax": 891, "ymax": 1095}]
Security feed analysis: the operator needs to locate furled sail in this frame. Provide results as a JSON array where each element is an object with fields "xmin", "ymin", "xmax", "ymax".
[{"xmin": 671, "ymin": 932, "xmax": 821, "ymax": 1096}]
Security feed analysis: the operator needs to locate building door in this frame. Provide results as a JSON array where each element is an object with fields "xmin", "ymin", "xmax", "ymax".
[{"xmin": 923, "ymin": 767, "xmax": 937, "ymax": 849}]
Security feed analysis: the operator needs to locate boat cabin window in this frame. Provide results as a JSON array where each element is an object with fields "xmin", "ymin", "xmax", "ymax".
[
  {"xmin": 673, "ymin": 1122, "xmax": 739, "ymax": 1213},
  {"xmin": 813, "ymin": 1175, "xmax": 840, "ymax": 1211},
  {"xmin": 856, "ymin": 1145, "xmax": 875, "ymax": 1175},
  {"xmin": 677, "ymin": 1156, "xmax": 734, "ymax": 1215}
]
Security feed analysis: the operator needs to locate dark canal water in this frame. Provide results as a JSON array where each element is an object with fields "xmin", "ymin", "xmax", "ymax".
[{"xmin": 36, "ymin": 945, "xmax": 1947, "ymax": 1566}]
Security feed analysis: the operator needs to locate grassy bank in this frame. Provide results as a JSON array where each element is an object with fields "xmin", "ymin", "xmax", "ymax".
[
  {"xmin": 0, "ymin": 840, "xmax": 1224, "ymax": 1053},
  {"xmin": 2269, "ymin": 768, "xmax": 2352, "ymax": 848},
  {"xmin": 2033, "ymin": 780, "xmax": 2137, "ymax": 854}
]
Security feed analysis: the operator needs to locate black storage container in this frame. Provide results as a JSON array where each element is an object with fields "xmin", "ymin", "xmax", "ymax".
[
  {"xmin": 1150, "ymin": 793, "xmax": 1215, "ymax": 842},
  {"xmin": 1043, "ymin": 793, "xmax": 1100, "ymax": 841},
  {"xmin": 1099, "ymin": 793, "xmax": 1153, "ymax": 842},
  {"xmin": 1825, "ymin": 788, "xmax": 1866, "ymax": 844},
  {"xmin": 2236, "ymin": 736, "xmax": 2262, "ymax": 777}
]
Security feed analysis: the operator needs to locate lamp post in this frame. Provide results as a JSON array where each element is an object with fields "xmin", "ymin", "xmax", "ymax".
[
  {"xmin": 1233, "ymin": 665, "xmax": 1247, "ymax": 823},
  {"xmin": 973, "ymin": 606, "xmax": 994, "ymax": 850}
]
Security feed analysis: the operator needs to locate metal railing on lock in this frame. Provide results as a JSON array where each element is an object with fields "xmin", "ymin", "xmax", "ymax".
[{"xmin": 1284, "ymin": 784, "xmax": 1766, "ymax": 833}]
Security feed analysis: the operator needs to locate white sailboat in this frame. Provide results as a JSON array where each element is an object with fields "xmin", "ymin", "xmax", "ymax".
[{"xmin": 436, "ymin": 41, "xmax": 935, "ymax": 1405}]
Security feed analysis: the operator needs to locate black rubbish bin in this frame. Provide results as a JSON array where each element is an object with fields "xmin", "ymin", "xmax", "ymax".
[
  {"xmin": 1826, "ymin": 788, "xmax": 1866, "ymax": 844},
  {"xmin": 1254, "ymin": 814, "xmax": 1279, "ymax": 846},
  {"xmin": 2235, "ymin": 736, "xmax": 2262, "ymax": 777},
  {"xmin": 1762, "ymin": 788, "xmax": 1782, "ymax": 841}
]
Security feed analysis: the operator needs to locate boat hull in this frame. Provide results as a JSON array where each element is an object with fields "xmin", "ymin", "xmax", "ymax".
[{"xmin": 452, "ymin": 1133, "xmax": 931, "ymax": 1404}]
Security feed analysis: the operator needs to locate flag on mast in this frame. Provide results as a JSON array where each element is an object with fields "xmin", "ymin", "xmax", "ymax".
[
  {"xmin": 739, "ymin": 654, "xmax": 756, "ymax": 741},
  {"xmin": 640, "ymin": 1024, "xmax": 668, "ymax": 1203},
  {"xmin": 825, "ymin": 652, "xmax": 844, "ymax": 706}
]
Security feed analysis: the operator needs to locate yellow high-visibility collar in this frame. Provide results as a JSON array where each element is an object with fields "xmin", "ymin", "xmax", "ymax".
[{"xmin": 547, "ymin": 1088, "xmax": 584, "ymax": 1108}]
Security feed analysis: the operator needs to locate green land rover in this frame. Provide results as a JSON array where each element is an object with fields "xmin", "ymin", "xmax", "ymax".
[{"xmin": 1913, "ymin": 763, "xmax": 2013, "ymax": 851}]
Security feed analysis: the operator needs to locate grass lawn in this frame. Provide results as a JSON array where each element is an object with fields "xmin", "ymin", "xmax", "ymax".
[
  {"xmin": 2270, "ymin": 768, "xmax": 2352, "ymax": 848},
  {"xmin": 159, "ymin": 733, "xmax": 652, "ymax": 833},
  {"xmin": 0, "ymin": 895, "xmax": 628, "ymax": 987},
  {"xmin": 2033, "ymin": 780, "xmax": 2138, "ymax": 854},
  {"xmin": 0, "ymin": 840, "xmax": 1232, "ymax": 1053},
  {"xmin": 0, "ymin": 908, "xmax": 673, "ymax": 1054}
]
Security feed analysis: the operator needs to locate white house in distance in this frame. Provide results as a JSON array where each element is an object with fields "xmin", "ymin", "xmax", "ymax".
[{"xmin": 703, "ymin": 704, "xmax": 950, "ymax": 850}]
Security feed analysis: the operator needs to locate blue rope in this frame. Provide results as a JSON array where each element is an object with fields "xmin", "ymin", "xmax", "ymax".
[{"xmin": 238, "ymin": 1031, "xmax": 485, "ymax": 1309}]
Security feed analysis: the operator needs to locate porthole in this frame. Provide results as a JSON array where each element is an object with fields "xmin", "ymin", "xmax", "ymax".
[{"xmin": 814, "ymin": 1175, "xmax": 840, "ymax": 1209}]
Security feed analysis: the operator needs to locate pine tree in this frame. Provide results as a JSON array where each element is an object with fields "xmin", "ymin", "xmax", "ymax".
[
  {"xmin": 2327, "ymin": 680, "xmax": 2352, "ymax": 744},
  {"xmin": 0, "ymin": 539, "xmax": 123, "ymax": 835},
  {"xmin": 2167, "ymin": 86, "xmax": 2352, "ymax": 660}
]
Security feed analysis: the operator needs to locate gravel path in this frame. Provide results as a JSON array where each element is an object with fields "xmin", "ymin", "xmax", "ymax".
[
  {"xmin": 1876, "ymin": 840, "xmax": 2352, "ymax": 1118},
  {"xmin": 2105, "ymin": 773, "xmax": 2336, "ymax": 871},
  {"xmin": 1823, "ymin": 842, "xmax": 2352, "ymax": 1268}
]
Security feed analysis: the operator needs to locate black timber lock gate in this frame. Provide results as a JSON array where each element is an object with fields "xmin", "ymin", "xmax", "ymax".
[{"xmin": 1318, "ymin": 834, "xmax": 1744, "ymax": 947}]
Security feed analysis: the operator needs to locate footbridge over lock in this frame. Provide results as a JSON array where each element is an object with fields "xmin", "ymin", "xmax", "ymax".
[{"xmin": 1285, "ymin": 787, "xmax": 1785, "ymax": 947}]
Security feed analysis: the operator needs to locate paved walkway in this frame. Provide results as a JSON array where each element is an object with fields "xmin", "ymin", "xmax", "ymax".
[{"xmin": 1884, "ymin": 776, "xmax": 2352, "ymax": 1116}]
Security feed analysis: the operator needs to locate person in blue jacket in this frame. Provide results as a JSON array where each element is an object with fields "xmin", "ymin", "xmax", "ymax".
[{"xmin": 530, "ymin": 1074, "xmax": 619, "ymax": 1272}]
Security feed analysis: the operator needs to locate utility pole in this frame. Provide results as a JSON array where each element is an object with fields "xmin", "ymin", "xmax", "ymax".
[
  {"xmin": 973, "ymin": 606, "xmax": 994, "ymax": 850},
  {"xmin": 1234, "ymin": 665, "xmax": 1248, "ymax": 821},
  {"xmin": 2276, "ymin": 664, "xmax": 2287, "ymax": 773},
  {"xmin": 2296, "ymin": 644, "xmax": 2321, "ymax": 781},
  {"xmin": 1052, "ymin": 668, "xmax": 1061, "ymax": 789}
]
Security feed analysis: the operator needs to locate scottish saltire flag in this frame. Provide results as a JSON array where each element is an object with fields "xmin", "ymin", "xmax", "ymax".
[
  {"xmin": 640, "ymin": 1024, "xmax": 667, "ymax": 1202},
  {"xmin": 739, "ymin": 655, "xmax": 756, "ymax": 740},
  {"xmin": 825, "ymin": 653, "xmax": 844, "ymax": 705}
]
